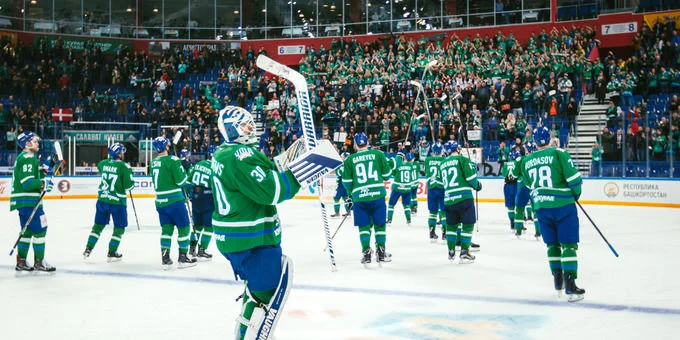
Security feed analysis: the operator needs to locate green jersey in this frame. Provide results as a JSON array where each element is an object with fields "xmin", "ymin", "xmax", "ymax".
[
  {"xmin": 424, "ymin": 156, "xmax": 445, "ymax": 189},
  {"xmin": 341, "ymin": 149, "xmax": 392, "ymax": 202},
  {"xmin": 150, "ymin": 155, "xmax": 188, "ymax": 208},
  {"xmin": 391, "ymin": 158, "xmax": 415, "ymax": 192},
  {"xmin": 210, "ymin": 143, "xmax": 300, "ymax": 253},
  {"xmin": 189, "ymin": 160, "xmax": 212, "ymax": 188},
  {"xmin": 501, "ymin": 159, "xmax": 519, "ymax": 184},
  {"xmin": 96, "ymin": 158, "xmax": 134, "ymax": 205},
  {"xmin": 10, "ymin": 152, "xmax": 44, "ymax": 211},
  {"xmin": 410, "ymin": 161, "xmax": 419, "ymax": 189},
  {"xmin": 440, "ymin": 154, "xmax": 478, "ymax": 205},
  {"xmin": 517, "ymin": 148, "xmax": 582, "ymax": 210}
]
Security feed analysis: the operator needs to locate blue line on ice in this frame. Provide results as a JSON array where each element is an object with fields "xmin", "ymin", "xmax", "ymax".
[{"xmin": 4, "ymin": 265, "xmax": 679, "ymax": 316}]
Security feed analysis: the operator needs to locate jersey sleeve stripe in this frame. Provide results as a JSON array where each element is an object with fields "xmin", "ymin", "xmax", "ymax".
[
  {"xmin": 271, "ymin": 172, "xmax": 281, "ymax": 205},
  {"xmin": 176, "ymin": 177, "xmax": 188, "ymax": 186},
  {"xmin": 566, "ymin": 173, "xmax": 581, "ymax": 182},
  {"xmin": 281, "ymin": 172, "xmax": 291, "ymax": 200},
  {"xmin": 465, "ymin": 174, "xmax": 477, "ymax": 181},
  {"xmin": 155, "ymin": 188, "xmax": 182, "ymax": 195},
  {"xmin": 20, "ymin": 176, "xmax": 34, "ymax": 184}
]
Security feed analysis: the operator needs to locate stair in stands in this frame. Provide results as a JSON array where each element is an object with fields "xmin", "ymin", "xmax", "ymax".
[{"xmin": 567, "ymin": 94, "xmax": 609, "ymax": 173}]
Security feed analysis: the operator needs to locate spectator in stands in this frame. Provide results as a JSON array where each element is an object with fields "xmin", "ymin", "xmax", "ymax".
[
  {"xmin": 599, "ymin": 127, "xmax": 615, "ymax": 162},
  {"xmin": 591, "ymin": 143, "xmax": 602, "ymax": 176}
]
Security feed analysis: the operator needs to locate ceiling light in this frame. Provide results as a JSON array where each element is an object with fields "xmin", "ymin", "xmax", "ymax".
[
  {"xmin": 299, "ymin": 13, "xmax": 304, "ymax": 17},
  {"xmin": 153, "ymin": 8, "xmax": 159, "ymax": 12},
  {"xmin": 30, "ymin": 0, "xmax": 37, "ymax": 4},
  {"xmin": 126, "ymin": 8, "xmax": 132, "ymax": 12},
  {"xmin": 262, "ymin": 9, "xmax": 266, "ymax": 12},
  {"xmin": 331, "ymin": 5, "xmax": 336, "ymax": 9},
  {"xmin": 234, "ymin": 10, "xmax": 239, "ymax": 14}
]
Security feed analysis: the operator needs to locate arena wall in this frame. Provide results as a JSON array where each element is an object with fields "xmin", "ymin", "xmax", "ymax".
[{"xmin": 0, "ymin": 176, "xmax": 677, "ymax": 208}]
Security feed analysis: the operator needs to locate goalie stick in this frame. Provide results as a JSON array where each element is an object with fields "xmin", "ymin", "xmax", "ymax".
[
  {"xmin": 10, "ymin": 141, "xmax": 64, "ymax": 256},
  {"xmin": 257, "ymin": 54, "xmax": 338, "ymax": 271}
]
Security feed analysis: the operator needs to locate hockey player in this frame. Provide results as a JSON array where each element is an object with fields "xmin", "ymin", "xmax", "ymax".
[
  {"xmin": 187, "ymin": 145, "xmax": 216, "ymax": 260},
  {"xmin": 342, "ymin": 132, "xmax": 393, "ymax": 265},
  {"xmin": 10, "ymin": 132, "xmax": 56, "ymax": 272},
  {"xmin": 409, "ymin": 153, "xmax": 419, "ymax": 214},
  {"xmin": 83, "ymin": 143, "xmax": 134, "ymax": 262},
  {"xmin": 512, "ymin": 149, "xmax": 541, "ymax": 239},
  {"xmin": 440, "ymin": 141, "xmax": 482, "ymax": 264},
  {"xmin": 330, "ymin": 152, "xmax": 352, "ymax": 218},
  {"xmin": 516, "ymin": 126, "xmax": 585, "ymax": 302},
  {"xmin": 424, "ymin": 142, "xmax": 445, "ymax": 241},
  {"xmin": 502, "ymin": 149, "xmax": 520, "ymax": 230},
  {"xmin": 211, "ymin": 106, "xmax": 339, "ymax": 339},
  {"xmin": 150, "ymin": 136, "xmax": 197, "ymax": 269},
  {"xmin": 387, "ymin": 152, "xmax": 414, "ymax": 226}
]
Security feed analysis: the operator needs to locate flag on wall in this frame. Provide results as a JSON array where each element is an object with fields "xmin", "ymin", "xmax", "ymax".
[
  {"xmin": 587, "ymin": 46, "xmax": 600, "ymax": 62},
  {"xmin": 51, "ymin": 108, "xmax": 73, "ymax": 122}
]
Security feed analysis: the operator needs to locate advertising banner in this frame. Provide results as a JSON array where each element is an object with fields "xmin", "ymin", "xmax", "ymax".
[{"xmin": 33, "ymin": 35, "xmax": 132, "ymax": 55}]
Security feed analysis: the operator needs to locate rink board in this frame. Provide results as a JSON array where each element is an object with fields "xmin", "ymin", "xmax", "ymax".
[{"xmin": 0, "ymin": 176, "xmax": 678, "ymax": 208}]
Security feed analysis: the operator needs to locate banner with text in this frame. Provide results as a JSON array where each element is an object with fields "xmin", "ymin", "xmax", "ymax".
[{"xmin": 33, "ymin": 36, "xmax": 132, "ymax": 55}]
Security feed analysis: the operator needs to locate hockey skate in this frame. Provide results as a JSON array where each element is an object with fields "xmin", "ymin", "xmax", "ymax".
[
  {"xmin": 429, "ymin": 229, "xmax": 438, "ymax": 243},
  {"xmin": 459, "ymin": 249, "xmax": 475, "ymax": 264},
  {"xmin": 189, "ymin": 240, "xmax": 198, "ymax": 257},
  {"xmin": 386, "ymin": 219, "xmax": 392, "ymax": 227},
  {"xmin": 469, "ymin": 242, "xmax": 480, "ymax": 252},
  {"xmin": 376, "ymin": 246, "xmax": 392, "ymax": 264},
  {"xmin": 342, "ymin": 210, "xmax": 352, "ymax": 217},
  {"xmin": 565, "ymin": 273, "xmax": 585, "ymax": 302},
  {"xmin": 515, "ymin": 229, "xmax": 522, "ymax": 239},
  {"xmin": 196, "ymin": 246, "xmax": 213, "ymax": 261},
  {"xmin": 15, "ymin": 257, "xmax": 34, "ymax": 273},
  {"xmin": 107, "ymin": 251, "xmax": 123, "ymax": 263},
  {"xmin": 330, "ymin": 212, "xmax": 341, "ymax": 218},
  {"xmin": 361, "ymin": 248, "xmax": 372, "ymax": 267},
  {"xmin": 406, "ymin": 220, "xmax": 412, "ymax": 227},
  {"xmin": 34, "ymin": 259, "xmax": 56, "ymax": 272},
  {"xmin": 162, "ymin": 251, "xmax": 173, "ymax": 270},
  {"xmin": 83, "ymin": 247, "xmax": 93, "ymax": 260},
  {"xmin": 535, "ymin": 231, "xmax": 542, "ymax": 240},
  {"xmin": 178, "ymin": 253, "xmax": 198, "ymax": 269},
  {"xmin": 411, "ymin": 206, "xmax": 418, "ymax": 214},
  {"xmin": 554, "ymin": 270, "xmax": 564, "ymax": 297},
  {"xmin": 448, "ymin": 249, "xmax": 456, "ymax": 261}
]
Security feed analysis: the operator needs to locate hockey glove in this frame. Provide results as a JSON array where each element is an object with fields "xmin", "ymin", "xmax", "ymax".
[
  {"xmin": 289, "ymin": 139, "xmax": 343, "ymax": 186},
  {"xmin": 42, "ymin": 179, "xmax": 54, "ymax": 192},
  {"xmin": 574, "ymin": 193, "xmax": 581, "ymax": 201},
  {"xmin": 475, "ymin": 181, "xmax": 482, "ymax": 191},
  {"xmin": 274, "ymin": 136, "xmax": 307, "ymax": 172}
]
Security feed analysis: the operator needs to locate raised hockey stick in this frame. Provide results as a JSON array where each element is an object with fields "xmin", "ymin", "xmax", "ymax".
[
  {"xmin": 10, "ymin": 141, "xmax": 64, "ymax": 256},
  {"xmin": 576, "ymin": 201, "xmax": 619, "ymax": 257},
  {"xmin": 462, "ymin": 134, "xmax": 480, "ymax": 232},
  {"xmin": 126, "ymin": 176, "xmax": 141, "ymax": 231},
  {"xmin": 257, "ymin": 54, "xmax": 338, "ymax": 271}
]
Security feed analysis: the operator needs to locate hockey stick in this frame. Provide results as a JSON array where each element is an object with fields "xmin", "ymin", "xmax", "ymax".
[
  {"xmin": 257, "ymin": 54, "xmax": 338, "ymax": 271},
  {"xmin": 10, "ymin": 141, "xmax": 64, "ymax": 256},
  {"xmin": 576, "ymin": 201, "xmax": 619, "ymax": 257},
  {"xmin": 323, "ymin": 211, "xmax": 351, "ymax": 252},
  {"xmin": 128, "ymin": 182, "xmax": 141, "ymax": 231},
  {"xmin": 171, "ymin": 130, "xmax": 194, "ymax": 228}
]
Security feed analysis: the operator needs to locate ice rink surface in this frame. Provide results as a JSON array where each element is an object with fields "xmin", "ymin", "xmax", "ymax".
[{"xmin": 1, "ymin": 198, "xmax": 679, "ymax": 340}]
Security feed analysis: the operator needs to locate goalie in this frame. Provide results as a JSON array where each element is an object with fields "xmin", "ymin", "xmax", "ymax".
[{"xmin": 212, "ymin": 106, "xmax": 341, "ymax": 340}]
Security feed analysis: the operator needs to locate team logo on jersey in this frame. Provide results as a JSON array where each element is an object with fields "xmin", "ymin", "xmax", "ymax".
[
  {"xmin": 57, "ymin": 179, "xmax": 71, "ymax": 193},
  {"xmin": 604, "ymin": 182, "xmax": 619, "ymax": 198},
  {"xmin": 235, "ymin": 148, "xmax": 254, "ymax": 161}
]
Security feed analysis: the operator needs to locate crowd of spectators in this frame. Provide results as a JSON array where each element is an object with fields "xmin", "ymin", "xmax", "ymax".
[
  {"xmin": 256, "ymin": 26, "xmax": 598, "ymax": 162},
  {"xmin": 1, "ymin": 22, "xmax": 678, "ymax": 175},
  {"xmin": 592, "ymin": 18, "xmax": 680, "ymax": 173}
]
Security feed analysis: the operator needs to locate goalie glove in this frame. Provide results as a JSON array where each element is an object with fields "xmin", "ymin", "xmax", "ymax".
[
  {"xmin": 274, "ymin": 136, "xmax": 307, "ymax": 172},
  {"xmin": 289, "ymin": 139, "xmax": 343, "ymax": 186}
]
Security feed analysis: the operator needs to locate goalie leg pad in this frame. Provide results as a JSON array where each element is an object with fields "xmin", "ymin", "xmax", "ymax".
[
  {"xmin": 289, "ymin": 139, "xmax": 343, "ymax": 186},
  {"xmin": 239, "ymin": 255, "xmax": 294, "ymax": 340}
]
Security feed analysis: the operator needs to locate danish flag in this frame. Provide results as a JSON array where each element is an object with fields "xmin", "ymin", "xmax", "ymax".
[{"xmin": 52, "ymin": 108, "xmax": 73, "ymax": 122}]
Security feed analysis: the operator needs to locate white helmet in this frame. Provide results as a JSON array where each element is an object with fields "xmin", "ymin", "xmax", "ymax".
[{"xmin": 218, "ymin": 106, "xmax": 259, "ymax": 146}]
